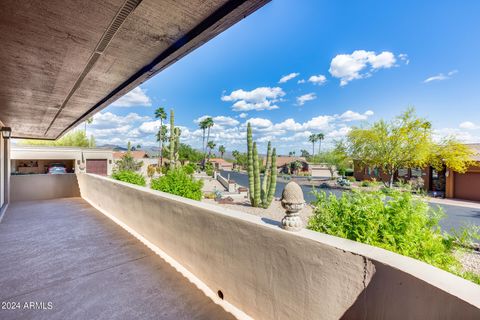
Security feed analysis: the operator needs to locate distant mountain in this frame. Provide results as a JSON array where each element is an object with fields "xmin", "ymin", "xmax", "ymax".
[{"xmin": 97, "ymin": 144, "xmax": 127, "ymax": 151}]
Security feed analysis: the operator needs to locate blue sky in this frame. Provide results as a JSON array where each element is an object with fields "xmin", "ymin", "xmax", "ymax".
[{"xmin": 88, "ymin": 0, "xmax": 480, "ymax": 154}]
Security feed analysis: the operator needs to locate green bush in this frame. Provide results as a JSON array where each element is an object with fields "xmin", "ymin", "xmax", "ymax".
[
  {"xmin": 183, "ymin": 163, "xmax": 197, "ymax": 175},
  {"xmin": 205, "ymin": 161, "xmax": 214, "ymax": 177},
  {"xmin": 112, "ymin": 170, "xmax": 146, "ymax": 187},
  {"xmin": 361, "ymin": 180, "xmax": 372, "ymax": 187},
  {"xmin": 151, "ymin": 168, "xmax": 203, "ymax": 200},
  {"xmin": 347, "ymin": 176, "xmax": 356, "ymax": 182},
  {"xmin": 344, "ymin": 168, "xmax": 354, "ymax": 176},
  {"xmin": 308, "ymin": 190, "xmax": 479, "ymax": 284}
]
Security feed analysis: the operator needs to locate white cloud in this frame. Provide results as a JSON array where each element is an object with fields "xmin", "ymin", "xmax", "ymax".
[
  {"xmin": 279, "ymin": 72, "xmax": 300, "ymax": 83},
  {"xmin": 327, "ymin": 126, "xmax": 352, "ymax": 138},
  {"xmin": 194, "ymin": 115, "xmax": 239, "ymax": 127},
  {"xmin": 222, "ymin": 87, "xmax": 285, "ymax": 111},
  {"xmin": 86, "ymin": 108, "xmax": 379, "ymax": 153},
  {"xmin": 110, "ymin": 87, "xmax": 152, "ymax": 107},
  {"xmin": 459, "ymin": 121, "xmax": 479, "ymax": 130},
  {"xmin": 246, "ymin": 117, "xmax": 273, "ymax": 128},
  {"xmin": 87, "ymin": 111, "xmax": 153, "ymax": 146},
  {"xmin": 423, "ymin": 70, "xmax": 458, "ymax": 83},
  {"xmin": 296, "ymin": 93, "xmax": 317, "ymax": 106},
  {"xmin": 297, "ymin": 79, "xmax": 306, "ymax": 84},
  {"xmin": 138, "ymin": 120, "xmax": 161, "ymax": 134},
  {"xmin": 434, "ymin": 127, "xmax": 480, "ymax": 144},
  {"xmin": 339, "ymin": 110, "xmax": 374, "ymax": 122},
  {"xmin": 238, "ymin": 113, "xmax": 248, "ymax": 118},
  {"xmin": 398, "ymin": 53, "xmax": 410, "ymax": 65},
  {"xmin": 329, "ymin": 50, "xmax": 398, "ymax": 86},
  {"xmin": 308, "ymin": 74, "xmax": 327, "ymax": 85},
  {"xmin": 274, "ymin": 118, "xmax": 304, "ymax": 131},
  {"xmin": 302, "ymin": 115, "xmax": 333, "ymax": 131},
  {"xmin": 92, "ymin": 112, "xmax": 149, "ymax": 129}
]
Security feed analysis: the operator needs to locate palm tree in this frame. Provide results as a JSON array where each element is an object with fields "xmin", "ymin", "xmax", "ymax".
[
  {"xmin": 308, "ymin": 134, "xmax": 318, "ymax": 155},
  {"xmin": 204, "ymin": 117, "xmax": 214, "ymax": 147},
  {"xmin": 316, "ymin": 133, "xmax": 325, "ymax": 154},
  {"xmin": 155, "ymin": 107, "xmax": 167, "ymax": 166},
  {"xmin": 218, "ymin": 145, "xmax": 226, "ymax": 158},
  {"xmin": 200, "ymin": 117, "xmax": 214, "ymax": 167},
  {"xmin": 156, "ymin": 125, "xmax": 168, "ymax": 159},
  {"xmin": 207, "ymin": 141, "xmax": 216, "ymax": 162},
  {"xmin": 199, "ymin": 119, "xmax": 209, "ymax": 155},
  {"xmin": 84, "ymin": 117, "xmax": 93, "ymax": 147}
]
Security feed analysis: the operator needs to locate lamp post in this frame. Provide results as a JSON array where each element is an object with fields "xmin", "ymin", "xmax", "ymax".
[{"xmin": 1, "ymin": 127, "xmax": 12, "ymax": 139}]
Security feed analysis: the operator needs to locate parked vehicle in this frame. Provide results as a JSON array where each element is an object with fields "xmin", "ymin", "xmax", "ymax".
[{"xmin": 48, "ymin": 163, "xmax": 67, "ymax": 174}]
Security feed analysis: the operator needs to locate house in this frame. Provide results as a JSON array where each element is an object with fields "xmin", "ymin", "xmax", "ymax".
[
  {"xmin": 209, "ymin": 158, "xmax": 233, "ymax": 171},
  {"xmin": 308, "ymin": 163, "xmax": 336, "ymax": 178},
  {"xmin": 0, "ymin": 1, "xmax": 478, "ymax": 319},
  {"xmin": 353, "ymin": 143, "xmax": 480, "ymax": 201},
  {"xmin": 11, "ymin": 145, "xmax": 114, "ymax": 176},
  {"xmin": 272, "ymin": 156, "xmax": 309, "ymax": 174}
]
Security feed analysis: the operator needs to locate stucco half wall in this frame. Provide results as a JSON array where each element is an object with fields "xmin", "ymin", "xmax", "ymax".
[
  {"xmin": 76, "ymin": 173, "xmax": 480, "ymax": 320},
  {"xmin": 11, "ymin": 174, "xmax": 80, "ymax": 202}
]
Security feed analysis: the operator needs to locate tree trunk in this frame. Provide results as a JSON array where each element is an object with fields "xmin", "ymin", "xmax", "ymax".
[
  {"xmin": 159, "ymin": 119, "xmax": 163, "ymax": 167},
  {"xmin": 312, "ymin": 143, "xmax": 315, "ymax": 156},
  {"xmin": 318, "ymin": 140, "xmax": 322, "ymax": 155},
  {"xmin": 203, "ymin": 127, "xmax": 211, "ymax": 169},
  {"xmin": 389, "ymin": 172, "xmax": 395, "ymax": 188}
]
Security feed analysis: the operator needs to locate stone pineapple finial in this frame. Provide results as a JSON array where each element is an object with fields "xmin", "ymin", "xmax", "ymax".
[{"xmin": 281, "ymin": 181, "xmax": 305, "ymax": 231}]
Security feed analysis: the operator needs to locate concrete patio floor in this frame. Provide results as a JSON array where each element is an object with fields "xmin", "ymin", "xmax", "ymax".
[{"xmin": 0, "ymin": 198, "xmax": 234, "ymax": 320}]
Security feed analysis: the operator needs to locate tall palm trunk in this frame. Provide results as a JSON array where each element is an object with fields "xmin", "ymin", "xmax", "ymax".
[
  {"xmin": 203, "ymin": 127, "xmax": 211, "ymax": 167},
  {"xmin": 159, "ymin": 119, "xmax": 163, "ymax": 167},
  {"xmin": 202, "ymin": 129, "xmax": 206, "ymax": 154},
  {"xmin": 318, "ymin": 140, "xmax": 322, "ymax": 155},
  {"xmin": 312, "ymin": 142, "xmax": 315, "ymax": 156}
]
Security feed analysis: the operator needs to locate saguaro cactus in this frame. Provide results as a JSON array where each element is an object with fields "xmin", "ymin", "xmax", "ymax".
[
  {"xmin": 164, "ymin": 110, "xmax": 182, "ymax": 169},
  {"xmin": 169, "ymin": 109, "xmax": 177, "ymax": 169},
  {"xmin": 261, "ymin": 141, "xmax": 272, "ymax": 205},
  {"xmin": 265, "ymin": 147, "xmax": 277, "ymax": 207},
  {"xmin": 174, "ymin": 127, "xmax": 181, "ymax": 166},
  {"xmin": 247, "ymin": 123, "xmax": 255, "ymax": 204},
  {"xmin": 246, "ymin": 123, "xmax": 277, "ymax": 208},
  {"xmin": 252, "ymin": 142, "xmax": 261, "ymax": 207}
]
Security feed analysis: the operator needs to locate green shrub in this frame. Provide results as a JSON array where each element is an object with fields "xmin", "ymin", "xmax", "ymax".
[
  {"xmin": 205, "ymin": 161, "xmax": 214, "ymax": 177},
  {"xmin": 151, "ymin": 168, "xmax": 203, "ymax": 200},
  {"xmin": 344, "ymin": 168, "xmax": 354, "ymax": 176},
  {"xmin": 347, "ymin": 176, "xmax": 356, "ymax": 182},
  {"xmin": 183, "ymin": 163, "xmax": 197, "ymax": 175},
  {"xmin": 308, "ymin": 190, "xmax": 479, "ymax": 284},
  {"xmin": 361, "ymin": 180, "xmax": 372, "ymax": 187},
  {"xmin": 112, "ymin": 170, "xmax": 146, "ymax": 187}
]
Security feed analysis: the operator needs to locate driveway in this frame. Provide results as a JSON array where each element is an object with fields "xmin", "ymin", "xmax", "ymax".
[{"xmin": 221, "ymin": 171, "xmax": 480, "ymax": 232}]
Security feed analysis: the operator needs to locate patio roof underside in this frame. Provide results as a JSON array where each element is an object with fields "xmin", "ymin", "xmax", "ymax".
[{"xmin": 0, "ymin": 0, "xmax": 268, "ymax": 139}]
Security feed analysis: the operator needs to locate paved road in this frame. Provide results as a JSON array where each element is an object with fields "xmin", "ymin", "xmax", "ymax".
[{"xmin": 221, "ymin": 171, "xmax": 480, "ymax": 232}]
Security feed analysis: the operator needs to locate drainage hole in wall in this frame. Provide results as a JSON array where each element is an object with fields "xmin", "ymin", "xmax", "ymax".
[{"xmin": 217, "ymin": 290, "xmax": 224, "ymax": 300}]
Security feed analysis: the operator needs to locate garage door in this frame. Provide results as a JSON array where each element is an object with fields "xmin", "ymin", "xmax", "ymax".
[
  {"xmin": 454, "ymin": 172, "xmax": 480, "ymax": 201},
  {"xmin": 86, "ymin": 159, "xmax": 107, "ymax": 176}
]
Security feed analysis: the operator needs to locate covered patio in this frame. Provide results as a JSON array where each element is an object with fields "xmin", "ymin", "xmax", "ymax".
[
  {"xmin": 1, "ymin": 0, "xmax": 479, "ymax": 319},
  {"xmin": 0, "ymin": 197, "xmax": 233, "ymax": 319}
]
